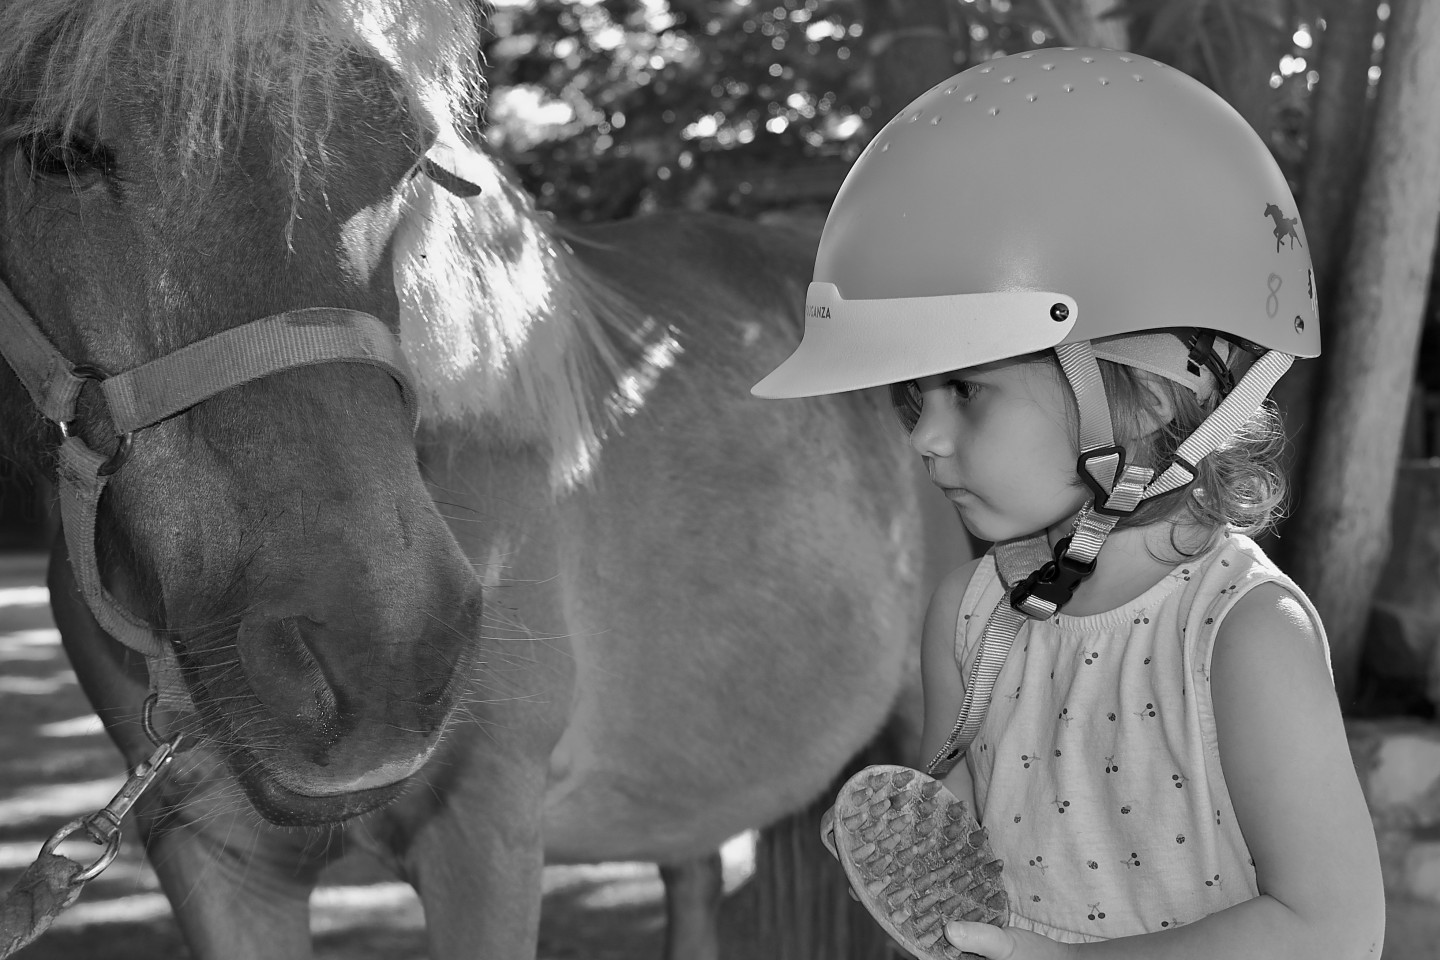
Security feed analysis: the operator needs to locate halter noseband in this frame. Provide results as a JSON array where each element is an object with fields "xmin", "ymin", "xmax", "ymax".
[{"xmin": 0, "ymin": 281, "xmax": 419, "ymax": 659}]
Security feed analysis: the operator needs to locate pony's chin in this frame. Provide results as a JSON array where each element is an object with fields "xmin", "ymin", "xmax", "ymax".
[{"xmin": 233, "ymin": 752, "xmax": 410, "ymax": 826}]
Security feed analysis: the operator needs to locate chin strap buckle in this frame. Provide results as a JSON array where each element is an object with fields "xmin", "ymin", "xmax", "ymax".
[{"xmin": 1009, "ymin": 536, "xmax": 1097, "ymax": 620}]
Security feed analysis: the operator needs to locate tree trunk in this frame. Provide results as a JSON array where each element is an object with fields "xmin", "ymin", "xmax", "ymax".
[
  {"xmin": 1269, "ymin": 0, "xmax": 1383, "ymax": 560},
  {"xmin": 1286, "ymin": 0, "xmax": 1440, "ymax": 707},
  {"xmin": 1035, "ymin": 0, "xmax": 1131, "ymax": 49},
  {"xmin": 1078, "ymin": 0, "xmax": 1129, "ymax": 49},
  {"xmin": 861, "ymin": 0, "xmax": 967, "ymax": 128}
]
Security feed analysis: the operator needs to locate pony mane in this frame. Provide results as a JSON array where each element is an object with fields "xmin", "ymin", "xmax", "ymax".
[
  {"xmin": 393, "ymin": 153, "xmax": 674, "ymax": 493},
  {"xmin": 0, "ymin": 0, "xmax": 482, "ymax": 191}
]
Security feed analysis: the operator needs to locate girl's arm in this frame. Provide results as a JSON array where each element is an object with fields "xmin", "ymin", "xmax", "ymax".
[
  {"xmin": 920, "ymin": 558, "xmax": 983, "ymax": 807},
  {"xmin": 946, "ymin": 582, "xmax": 1385, "ymax": 960}
]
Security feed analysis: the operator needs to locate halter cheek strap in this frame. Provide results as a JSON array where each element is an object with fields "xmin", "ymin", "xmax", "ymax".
[
  {"xmin": 925, "ymin": 340, "xmax": 1294, "ymax": 778},
  {"xmin": 0, "ymin": 282, "xmax": 419, "ymax": 660}
]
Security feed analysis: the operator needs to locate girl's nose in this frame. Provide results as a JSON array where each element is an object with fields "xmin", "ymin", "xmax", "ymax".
[{"xmin": 909, "ymin": 395, "xmax": 957, "ymax": 459}]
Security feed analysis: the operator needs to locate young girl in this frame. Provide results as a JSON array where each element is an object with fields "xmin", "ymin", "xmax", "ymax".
[{"xmin": 753, "ymin": 48, "xmax": 1385, "ymax": 959}]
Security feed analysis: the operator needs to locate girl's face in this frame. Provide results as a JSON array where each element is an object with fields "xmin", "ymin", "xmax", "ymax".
[{"xmin": 904, "ymin": 357, "xmax": 1087, "ymax": 544}]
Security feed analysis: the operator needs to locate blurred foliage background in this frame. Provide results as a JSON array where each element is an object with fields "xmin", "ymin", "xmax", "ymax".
[{"xmin": 477, "ymin": 0, "xmax": 1356, "ymax": 222}]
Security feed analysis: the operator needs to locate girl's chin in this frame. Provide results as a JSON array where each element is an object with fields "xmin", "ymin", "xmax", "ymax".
[
  {"xmin": 950, "ymin": 501, "xmax": 1080, "ymax": 547},
  {"xmin": 950, "ymin": 502, "xmax": 1010, "ymax": 544}
]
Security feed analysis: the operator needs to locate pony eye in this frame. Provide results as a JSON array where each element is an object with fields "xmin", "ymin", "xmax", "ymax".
[{"xmin": 20, "ymin": 129, "xmax": 115, "ymax": 183}]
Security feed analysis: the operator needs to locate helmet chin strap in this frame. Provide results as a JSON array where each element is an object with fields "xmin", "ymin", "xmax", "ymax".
[{"xmin": 926, "ymin": 340, "xmax": 1294, "ymax": 778}]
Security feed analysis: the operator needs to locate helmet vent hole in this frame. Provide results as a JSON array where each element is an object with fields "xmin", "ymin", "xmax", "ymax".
[
  {"xmin": 880, "ymin": 143, "xmax": 889, "ymax": 152},
  {"xmin": 988, "ymin": 107, "xmax": 1000, "ymax": 117},
  {"xmin": 1081, "ymin": 57, "xmax": 1095, "ymax": 64},
  {"xmin": 980, "ymin": 66, "xmax": 994, "ymax": 73},
  {"xmin": 965, "ymin": 93, "xmax": 977, "ymax": 102},
  {"xmin": 1002, "ymin": 75, "xmax": 1015, "ymax": 83},
  {"xmin": 931, "ymin": 115, "xmax": 942, "ymax": 125},
  {"xmin": 1063, "ymin": 84, "xmax": 1075, "ymax": 92},
  {"xmin": 909, "ymin": 111, "xmax": 922, "ymax": 122},
  {"xmin": 1099, "ymin": 77, "xmax": 1110, "ymax": 85},
  {"xmin": 1119, "ymin": 56, "xmax": 1133, "ymax": 63},
  {"xmin": 944, "ymin": 85, "xmax": 956, "ymax": 94},
  {"xmin": 1133, "ymin": 74, "xmax": 1144, "ymax": 82},
  {"xmin": 1042, "ymin": 63, "xmax": 1056, "ymax": 71},
  {"xmin": 1026, "ymin": 93, "xmax": 1037, "ymax": 102}
]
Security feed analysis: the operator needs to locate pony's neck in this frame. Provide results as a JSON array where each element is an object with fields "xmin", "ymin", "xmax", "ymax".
[{"xmin": 394, "ymin": 165, "xmax": 671, "ymax": 492}]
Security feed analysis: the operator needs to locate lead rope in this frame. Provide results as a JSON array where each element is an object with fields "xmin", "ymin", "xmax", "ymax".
[
  {"xmin": 924, "ymin": 343, "xmax": 1293, "ymax": 778},
  {"xmin": 0, "ymin": 698, "xmax": 183, "ymax": 959}
]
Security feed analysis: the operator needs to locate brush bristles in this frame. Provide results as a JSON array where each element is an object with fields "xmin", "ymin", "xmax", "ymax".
[{"xmin": 832, "ymin": 765, "xmax": 1008, "ymax": 960}]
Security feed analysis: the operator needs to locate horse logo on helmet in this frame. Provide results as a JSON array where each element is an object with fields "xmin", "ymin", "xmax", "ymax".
[{"xmin": 1264, "ymin": 203, "xmax": 1303, "ymax": 252}]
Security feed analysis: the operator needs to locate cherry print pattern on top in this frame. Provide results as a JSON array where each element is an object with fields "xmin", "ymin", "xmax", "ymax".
[{"xmin": 958, "ymin": 533, "xmax": 1331, "ymax": 943}]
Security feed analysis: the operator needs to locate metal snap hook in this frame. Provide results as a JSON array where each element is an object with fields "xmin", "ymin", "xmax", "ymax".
[{"xmin": 39, "ymin": 700, "xmax": 183, "ymax": 885}]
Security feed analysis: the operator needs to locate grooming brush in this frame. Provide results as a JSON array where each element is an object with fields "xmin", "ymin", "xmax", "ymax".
[{"xmin": 823, "ymin": 765, "xmax": 1008, "ymax": 960}]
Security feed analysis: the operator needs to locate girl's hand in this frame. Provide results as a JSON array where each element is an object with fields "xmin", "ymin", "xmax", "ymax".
[{"xmin": 944, "ymin": 922, "xmax": 1075, "ymax": 960}]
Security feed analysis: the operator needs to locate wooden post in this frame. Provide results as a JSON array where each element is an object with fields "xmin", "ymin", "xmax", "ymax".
[{"xmin": 1286, "ymin": 0, "xmax": 1440, "ymax": 706}]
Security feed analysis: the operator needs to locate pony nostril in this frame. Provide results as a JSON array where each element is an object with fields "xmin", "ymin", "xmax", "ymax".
[{"xmin": 236, "ymin": 615, "xmax": 340, "ymax": 738}]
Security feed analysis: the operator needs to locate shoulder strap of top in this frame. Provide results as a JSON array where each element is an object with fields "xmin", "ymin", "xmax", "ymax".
[{"xmin": 926, "ymin": 554, "xmax": 1024, "ymax": 778}]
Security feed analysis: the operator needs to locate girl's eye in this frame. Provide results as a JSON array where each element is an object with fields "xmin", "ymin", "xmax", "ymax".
[
  {"xmin": 890, "ymin": 378, "xmax": 979, "ymax": 432},
  {"xmin": 948, "ymin": 379, "xmax": 980, "ymax": 401}
]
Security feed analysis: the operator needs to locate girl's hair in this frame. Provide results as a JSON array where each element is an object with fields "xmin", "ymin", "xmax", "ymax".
[
  {"xmin": 1094, "ymin": 348, "xmax": 1288, "ymax": 539},
  {"xmin": 889, "ymin": 333, "xmax": 1289, "ymax": 542}
]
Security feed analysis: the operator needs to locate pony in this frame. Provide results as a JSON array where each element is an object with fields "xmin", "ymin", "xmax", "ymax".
[{"xmin": 0, "ymin": 1, "xmax": 970, "ymax": 956}]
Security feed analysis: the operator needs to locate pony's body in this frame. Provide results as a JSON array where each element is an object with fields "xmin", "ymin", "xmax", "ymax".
[{"xmin": 1, "ymin": 2, "xmax": 966, "ymax": 956}]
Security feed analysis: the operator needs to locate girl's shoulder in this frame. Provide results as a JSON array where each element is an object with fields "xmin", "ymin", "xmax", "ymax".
[
  {"xmin": 1186, "ymin": 532, "xmax": 1309, "ymax": 608},
  {"xmin": 1184, "ymin": 531, "xmax": 1331, "ymax": 672},
  {"xmin": 926, "ymin": 554, "xmax": 991, "ymax": 628}
]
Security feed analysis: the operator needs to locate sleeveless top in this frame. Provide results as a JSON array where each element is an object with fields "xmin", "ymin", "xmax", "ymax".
[{"xmin": 955, "ymin": 532, "xmax": 1329, "ymax": 942}]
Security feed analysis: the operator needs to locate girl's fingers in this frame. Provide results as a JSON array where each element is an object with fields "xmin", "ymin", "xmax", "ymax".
[{"xmin": 944, "ymin": 920, "xmax": 1011, "ymax": 959}]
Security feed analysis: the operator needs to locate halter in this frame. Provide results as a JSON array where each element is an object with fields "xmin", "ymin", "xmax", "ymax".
[
  {"xmin": 0, "ymin": 143, "xmax": 486, "ymax": 663},
  {"xmin": 0, "ymin": 281, "xmax": 420, "ymax": 659}
]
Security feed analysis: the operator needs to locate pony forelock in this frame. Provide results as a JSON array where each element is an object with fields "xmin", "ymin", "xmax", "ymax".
[{"xmin": 0, "ymin": 0, "xmax": 483, "ymax": 192}]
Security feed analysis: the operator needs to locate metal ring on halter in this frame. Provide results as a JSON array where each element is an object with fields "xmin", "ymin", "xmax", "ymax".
[
  {"xmin": 141, "ymin": 693, "xmax": 185, "ymax": 751},
  {"xmin": 57, "ymin": 364, "xmax": 134, "ymax": 477}
]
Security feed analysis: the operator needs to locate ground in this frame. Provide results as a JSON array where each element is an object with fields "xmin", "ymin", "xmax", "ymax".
[{"xmin": 0, "ymin": 551, "xmax": 689, "ymax": 960}]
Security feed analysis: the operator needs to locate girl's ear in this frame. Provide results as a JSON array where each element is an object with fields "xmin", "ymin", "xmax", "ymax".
[{"xmin": 1135, "ymin": 374, "xmax": 1177, "ymax": 437}]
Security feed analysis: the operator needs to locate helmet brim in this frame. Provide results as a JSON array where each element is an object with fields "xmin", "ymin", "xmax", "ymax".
[{"xmin": 751, "ymin": 283, "xmax": 1079, "ymax": 398}]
